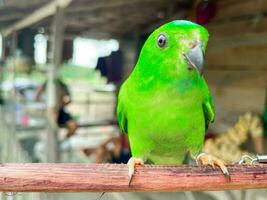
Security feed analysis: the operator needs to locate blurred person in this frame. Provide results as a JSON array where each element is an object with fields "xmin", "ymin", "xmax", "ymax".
[
  {"xmin": 111, "ymin": 134, "xmax": 131, "ymax": 163},
  {"xmin": 35, "ymin": 78, "xmax": 77, "ymax": 139},
  {"xmin": 83, "ymin": 133, "xmax": 131, "ymax": 164}
]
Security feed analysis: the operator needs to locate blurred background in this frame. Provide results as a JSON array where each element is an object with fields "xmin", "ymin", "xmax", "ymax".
[{"xmin": 0, "ymin": 0, "xmax": 267, "ymax": 199}]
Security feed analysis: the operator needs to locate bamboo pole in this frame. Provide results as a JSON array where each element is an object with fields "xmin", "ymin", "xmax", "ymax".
[
  {"xmin": 46, "ymin": 6, "xmax": 66, "ymax": 163},
  {"xmin": 0, "ymin": 164, "xmax": 266, "ymax": 192},
  {"xmin": 0, "ymin": 35, "xmax": 5, "ymax": 104}
]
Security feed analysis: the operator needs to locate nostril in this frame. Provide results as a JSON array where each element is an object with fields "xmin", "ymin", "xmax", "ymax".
[
  {"xmin": 189, "ymin": 42, "xmax": 194, "ymax": 49},
  {"xmin": 189, "ymin": 41, "xmax": 197, "ymax": 49}
]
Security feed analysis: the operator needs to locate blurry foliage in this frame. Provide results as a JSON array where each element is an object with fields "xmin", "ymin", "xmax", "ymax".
[
  {"xmin": 5, "ymin": 53, "xmax": 34, "ymax": 74},
  {"xmin": 2, "ymin": 63, "xmax": 107, "ymax": 86},
  {"xmin": 60, "ymin": 63, "xmax": 107, "ymax": 86}
]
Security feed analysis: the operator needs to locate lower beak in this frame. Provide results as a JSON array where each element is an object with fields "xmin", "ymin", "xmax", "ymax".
[{"xmin": 183, "ymin": 43, "xmax": 205, "ymax": 76}]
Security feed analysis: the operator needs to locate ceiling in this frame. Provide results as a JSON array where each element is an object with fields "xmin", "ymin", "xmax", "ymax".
[
  {"xmin": 0, "ymin": 0, "xmax": 193, "ymax": 39},
  {"xmin": 1, "ymin": 0, "xmax": 267, "ymax": 71}
]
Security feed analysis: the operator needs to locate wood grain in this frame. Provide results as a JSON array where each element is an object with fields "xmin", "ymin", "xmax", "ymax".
[{"xmin": 0, "ymin": 164, "xmax": 266, "ymax": 192}]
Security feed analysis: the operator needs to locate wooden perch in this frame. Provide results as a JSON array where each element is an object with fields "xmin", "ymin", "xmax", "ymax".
[{"xmin": 0, "ymin": 163, "xmax": 267, "ymax": 192}]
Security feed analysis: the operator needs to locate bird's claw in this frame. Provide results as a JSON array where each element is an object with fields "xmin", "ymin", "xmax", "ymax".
[
  {"xmin": 128, "ymin": 174, "xmax": 133, "ymax": 185},
  {"xmin": 127, "ymin": 157, "xmax": 144, "ymax": 186},
  {"xmin": 196, "ymin": 153, "xmax": 231, "ymax": 182}
]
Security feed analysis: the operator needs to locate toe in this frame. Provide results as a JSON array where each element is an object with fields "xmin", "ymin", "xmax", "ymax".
[
  {"xmin": 197, "ymin": 154, "xmax": 211, "ymax": 166},
  {"xmin": 127, "ymin": 157, "xmax": 144, "ymax": 185},
  {"xmin": 212, "ymin": 157, "xmax": 231, "ymax": 181},
  {"xmin": 196, "ymin": 153, "xmax": 231, "ymax": 182},
  {"xmin": 128, "ymin": 173, "xmax": 133, "ymax": 185}
]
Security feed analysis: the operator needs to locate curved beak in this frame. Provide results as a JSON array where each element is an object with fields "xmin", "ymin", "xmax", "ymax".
[{"xmin": 183, "ymin": 42, "xmax": 205, "ymax": 76}]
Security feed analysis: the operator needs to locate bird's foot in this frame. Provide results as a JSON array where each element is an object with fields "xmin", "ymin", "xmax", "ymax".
[
  {"xmin": 127, "ymin": 157, "xmax": 144, "ymax": 185},
  {"xmin": 196, "ymin": 153, "xmax": 231, "ymax": 182}
]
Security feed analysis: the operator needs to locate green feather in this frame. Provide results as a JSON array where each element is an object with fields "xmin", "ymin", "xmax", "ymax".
[{"xmin": 117, "ymin": 20, "xmax": 214, "ymax": 164}]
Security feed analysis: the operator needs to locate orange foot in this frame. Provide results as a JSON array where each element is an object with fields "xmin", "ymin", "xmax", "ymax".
[
  {"xmin": 196, "ymin": 153, "xmax": 231, "ymax": 182},
  {"xmin": 127, "ymin": 157, "xmax": 144, "ymax": 185}
]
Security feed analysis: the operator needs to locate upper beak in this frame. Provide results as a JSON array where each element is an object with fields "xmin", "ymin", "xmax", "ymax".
[{"xmin": 183, "ymin": 42, "xmax": 205, "ymax": 76}]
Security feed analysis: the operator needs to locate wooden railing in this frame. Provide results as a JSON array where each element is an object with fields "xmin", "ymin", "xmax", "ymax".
[{"xmin": 0, "ymin": 163, "xmax": 266, "ymax": 192}]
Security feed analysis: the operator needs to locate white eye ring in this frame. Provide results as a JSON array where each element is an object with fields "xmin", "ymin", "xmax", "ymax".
[{"xmin": 157, "ymin": 33, "xmax": 168, "ymax": 48}]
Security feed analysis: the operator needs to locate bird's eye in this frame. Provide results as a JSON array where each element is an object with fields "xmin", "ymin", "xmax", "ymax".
[{"xmin": 157, "ymin": 33, "xmax": 168, "ymax": 48}]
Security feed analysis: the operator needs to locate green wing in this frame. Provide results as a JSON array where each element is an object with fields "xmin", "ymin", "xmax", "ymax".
[
  {"xmin": 202, "ymin": 80, "xmax": 215, "ymax": 130},
  {"xmin": 117, "ymin": 87, "xmax": 128, "ymax": 134}
]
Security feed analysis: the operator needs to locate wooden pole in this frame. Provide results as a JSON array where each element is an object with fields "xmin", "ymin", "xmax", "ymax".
[
  {"xmin": 0, "ymin": 164, "xmax": 266, "ymax": 192},
  {"xmin": 0, "ymin": 35, "xmax": 5, "ymax": 104},
  {"xmin": 46, "ymin": 6, "xmax": 65, "ymax": 163},
  {"xmin": 0, "ymin": 35, "xmax": 4, "ymax": 61},
  {"xmin": 9, "ymin": 33, "xmax": 18, "ymax": 163},
  {"xmin": 51, "ymin": 7, "xmax": 65, "ymax": 69},
  {"xmin": 119, "ymin": 38, "xmax": 138, "ymax": 81}
]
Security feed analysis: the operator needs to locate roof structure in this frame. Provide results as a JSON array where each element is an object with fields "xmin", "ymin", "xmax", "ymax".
[
  {"xmin": 1, "ymin": 0, "xmax": 267, "ymax": 71},
  {"xmin": 0, "ymin": 0, "xmax": 193, "ymax": 39}
]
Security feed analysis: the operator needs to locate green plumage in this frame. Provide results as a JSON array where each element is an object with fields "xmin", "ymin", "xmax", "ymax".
[{"xmin": 117, "ymin": 20, "xmax": 214, "ymax": 164}]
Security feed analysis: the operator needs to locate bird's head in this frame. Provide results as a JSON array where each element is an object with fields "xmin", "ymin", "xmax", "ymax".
[{"xmin": 136, "ymin": 20, "xmax": 209, "ymax": 83}]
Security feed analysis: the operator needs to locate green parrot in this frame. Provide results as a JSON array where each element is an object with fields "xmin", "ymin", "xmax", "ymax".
[{"xmin": 117, "ymin": 20, "xmax": 229, "ymax": 184}]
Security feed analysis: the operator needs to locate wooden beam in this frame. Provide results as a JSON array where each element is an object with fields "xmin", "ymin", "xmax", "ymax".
[
  {"xmin": 209, "ymin": 33, "xmax": 267, "ymax": 49},
  {"xmin": 0, "ymin": 0, "xmax": 72, "ymax": 37},
  {"xmin": 65, "ymin": 4, "xmax": 164, "ymax": 27},
  {"xmin": 0, "ymin": 2, "xmax": 48, "ymax": 21},
  {"xmin": 0, "ymin": 36, "xmax": 5, "ymax": 103},
  {"xmin": 187, "ymin": 0, "xmax": 267, "ymax": 24},
  {"xmin": 212, "ymin": 0, "xmax": 267, "ymax": 23},
  {"xmin": 0, "ymin": 35, "xmax": 5, "ymax": 60},
  {"xmin": 0, "ymin": 164, "xmax": 267, "ymax": 192},
  {"xmin": 205, "ymin": 70, "xmax": 267, "ymax": 89},
  {"xmin": 67, "ymin": 0, "xmax": 174, "ymax": 13},
  {"xmin": 64, "ymin": 0, "xmax": 184, "ymax": 36},
  {"xmin": 1, "ymin": 0, "xmax": 47, "ymax": 9},
  {"xmin": 25, "ymin": 0, "xmax": 176, "ymax": 38},
  {"xmin": 207, "ymin": 17, "xmax": 267, "ymax": 38},
  {"xmin": 0, "ymin": 12, "xmax": 25, "ymax": 21},
  {"xmin": 63, "ymin": 30, "xmax": 114, "ymax": 40},
  {"xmin": 51, "ymin": 7, "xmax": 65, "ymax": 68},
  {"xmin": 207, "ymin": 17, "xmax": 267, "ymax": 49},
  {"xmin": 206, "ymin": 44, "xmax": 267, "ymax": 70}
]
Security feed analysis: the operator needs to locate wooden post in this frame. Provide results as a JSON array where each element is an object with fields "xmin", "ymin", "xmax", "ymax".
[
  {"xmin": 0, "ymin": 35, "xmax": 5, "ymax": 104},
  {"xmin": 0, "ymin": 164, "xmax": 266, "ymax": 192},
  {"xmin": 119, "ymin": 37, "xmax": 138, "ymax": 81},
  {"xmin": 46, "ymin": 7, "xmax": 65, "ymax": 163},
  {"xmin": 51, "ymin": 8, "xmax": 65, "ymax": 69},
  {"xmin": 9, "ymin": 33, "xmax": 18, "ymax": 163},
  {"xmin": 11, "ymin": 33, "xmax": 17, "ymax": 94},
  {"xmin": 0, "ymin": 34, "xmax": 4, "ymax": 61}
]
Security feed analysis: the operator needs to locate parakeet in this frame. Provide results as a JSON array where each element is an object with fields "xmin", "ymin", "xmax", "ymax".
[{"xmin": 117, "ymin": 20, "xmax": 229, "ymax": 184}]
